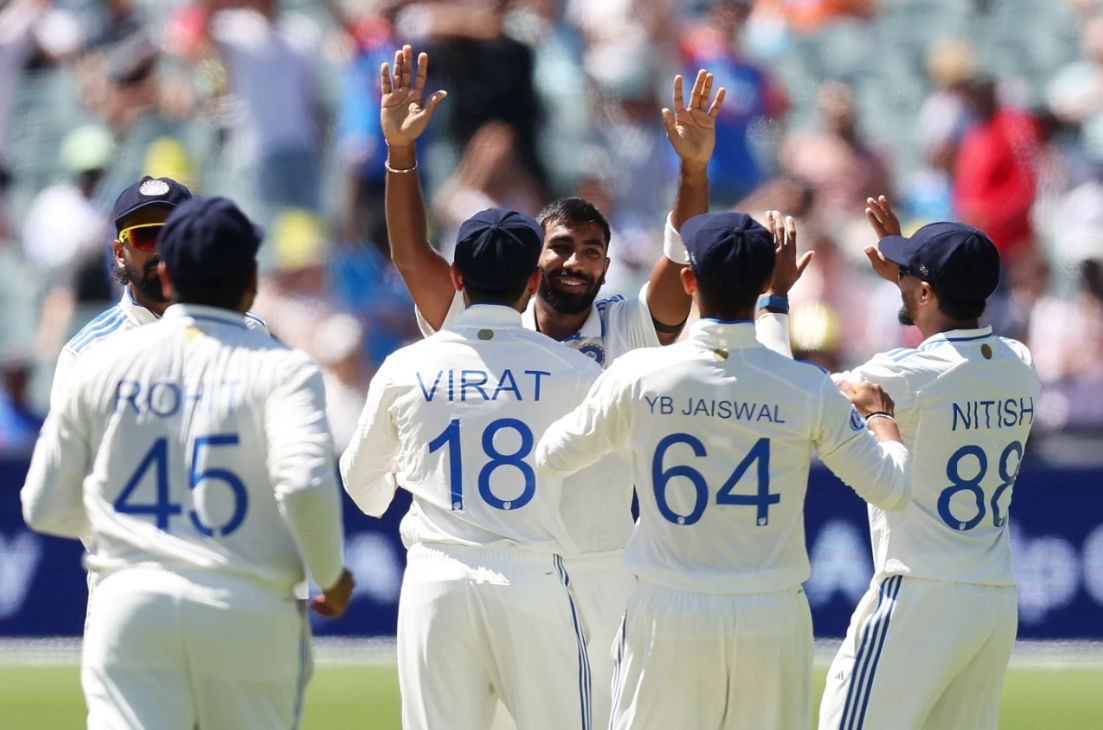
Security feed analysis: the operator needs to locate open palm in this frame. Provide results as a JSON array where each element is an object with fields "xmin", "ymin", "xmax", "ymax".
[
  {"xmin": 663, "ymin": 70, "xmax": 726, "ymax": 167},
  {"xmin": 380, "ymin": 45, "xmax": 447, "ymax": 148}
]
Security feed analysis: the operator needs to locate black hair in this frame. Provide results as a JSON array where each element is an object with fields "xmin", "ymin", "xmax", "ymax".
[
  {"xmin": 464, "ymin": 281, "xmax": 530, "ymax": 307},
  {"xmin": 536, "ymin": 197, "xmax": 611, "ymax": 249},
  {"xmin": 694, "ymin": 275, "xmax": 763, "ymax": 321},
  {"xmin": 934, "ymin": 290, "xmax": 987, "ymax": 322},
  {"xmin": 171, "ymin": 272, "xmax": 253, "ymax": 311}
]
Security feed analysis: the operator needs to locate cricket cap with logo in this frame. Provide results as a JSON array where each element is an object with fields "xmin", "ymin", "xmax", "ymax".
[
  {"xmin": 681, "ymin": 211, "xmax": 776, "ymax": 293},
  {"xmin": 112, "ymin": 176, "xmax": 192, "ymax": 232},
  {"xmin": 453, "ymin": 208, "xmax": 544, "ymax": 289},
  {"xmin": 878, "ymin": 222, "xmax": 1001, "ymax": 302},
  {"xmin": 157, "ymin": 197, "xmax": 263, "ymax": 285}
]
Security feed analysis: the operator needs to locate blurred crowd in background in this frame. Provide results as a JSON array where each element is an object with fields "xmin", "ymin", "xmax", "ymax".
[{"xmin": 1, "ymin": 0, "xmax": 1103, "ymax": 462}]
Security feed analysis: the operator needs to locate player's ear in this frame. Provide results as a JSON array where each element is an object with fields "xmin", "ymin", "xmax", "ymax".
[
  {"xmin": 525, "ymin": 267, "xmax": 542, "ymax": 296},
  {"xmin": 449, "ymin": 263, "xmax": 464, "ymax": 293},
  {"xmin": 112, "ymin": 238, "xmax": 125, "ymax": 265},
  {"xmin": 156, "ymin": 262, "xmax": 174, "ymax": 302},
  {"xmin": 680, "ymin": 266, "xmax": 697, "ymax": 296}
]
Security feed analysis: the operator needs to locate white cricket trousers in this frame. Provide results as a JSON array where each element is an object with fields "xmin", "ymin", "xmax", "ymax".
[
  {"xmin": 609, "ymin": 582, "xmax": 813, "ymax": 730},
  {"xmin": 490, "ymin": 551, "xmax": 637, "ymax": 730},
  {"xmin": 397, "ymin": 543, "xmax": 597, "ymax": 730},
  {"xmin": 818, "ymin": 576, "xmax": 1018, "ymax": 730},
  {"xmin": 83, "ymin": 568, "xmax": 311, "ymax": 730}
]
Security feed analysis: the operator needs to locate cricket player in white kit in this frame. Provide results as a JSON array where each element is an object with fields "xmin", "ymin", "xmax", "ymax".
[
  {"xmin": 536, "ymin": 211, "xmax": 914, "ymax": 730},
  {"xmin": 780, "ymin": 200, "xmax": 1041, "ymax": 730},
  {"xmin": 342, "ymin": 208, "xmax": 609, "ymax": 730},
  {"xmin": 22, "ymin": 197, "xmax": 354, "ymax": 730},
  {"xmin": 375, "ymin": 46, "xmax": 799, "ymax": 727},
  {"xmin": 50, "ymin": 177, "xmax": 272, "ymax": 631}
]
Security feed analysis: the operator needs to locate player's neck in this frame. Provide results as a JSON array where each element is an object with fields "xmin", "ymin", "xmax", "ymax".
[
  {"xmin": 129, "ymin": 285, "xmax": 169, "ymax": 317},
  {"xmin": 697, "ymin": 306, "xmax": 755, "ymax": 323},
  {"xmin": 533, "ymin": 299, "xmax": 589, "ymax": 342},
  {"xmin": 920, "ymin": 317, "xmax": 980, "ymax": 340}
]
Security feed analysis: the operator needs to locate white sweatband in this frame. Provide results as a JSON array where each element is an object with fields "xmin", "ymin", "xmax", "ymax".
[{"xmin": 663, "ymin": 213, "xmax": 690, "ymax": 264}]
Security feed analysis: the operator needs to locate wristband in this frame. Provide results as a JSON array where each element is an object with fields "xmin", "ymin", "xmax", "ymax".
[
  {"xmin": 385, "ymin": 160, "xmax": 418, "ymax": 174},
  {"xmin": 757, "ymin": 294, "xmax": 789, "ymax": 313},
  {"xmin": 663, "ymin": 213, "xmax": 689, "ymax": 264},
  {"xmin": 865, "ymin": 411, "xmax": 895, "ymax": 423}
]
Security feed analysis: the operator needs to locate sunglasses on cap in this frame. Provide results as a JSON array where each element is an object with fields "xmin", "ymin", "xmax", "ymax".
[{"xmin": 118, "ymin": 222, "xmax": 163, "ymax": 251}]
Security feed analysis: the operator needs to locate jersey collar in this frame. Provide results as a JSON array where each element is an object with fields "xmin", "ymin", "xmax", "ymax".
[
  {"xmin": 521, "ymin": 297, "xmax": 604, "ymax": 342},
  {"xmin": 119, "ymin": 287, "xmax": 160, "ymax": 326},
  {"xmin": 163, "ymin": 304, "xmax": 251, "ymax": 329},
  {"xmin": 688, "ymin": 318, "xmax": 759, "ymax": 351},
  {"xmin": 919, "ymin": 325, "xmax": 993, "ymax": 349},
  {"xmin": 455, "ymin": 302, "xmax": 525, "ymax": 328}
]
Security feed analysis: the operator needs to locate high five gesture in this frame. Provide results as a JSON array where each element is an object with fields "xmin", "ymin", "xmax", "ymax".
[
  {"xmin": 663, "ymin": 70, "xmax": 726, "ymax": 168},
  {"xmin": 381, "ymin": 45, "xmax": 448, "ymax": 150}
]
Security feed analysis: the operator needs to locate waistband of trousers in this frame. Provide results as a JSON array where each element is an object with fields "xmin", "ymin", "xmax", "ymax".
[{"xmin": 408, "ymin": 542, "xmax": 564, "ymax": 567}]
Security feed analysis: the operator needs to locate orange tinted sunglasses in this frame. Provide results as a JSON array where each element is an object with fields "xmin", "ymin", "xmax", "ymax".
[{"xmin": 118, "ymin": 222, "xmax": 163, "ymax": 251}]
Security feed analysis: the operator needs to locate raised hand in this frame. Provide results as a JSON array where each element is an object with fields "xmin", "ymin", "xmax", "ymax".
[
  {"xmin": 380, "ymin": 45, "xmax": 448, "ymax": 149},
  {"xmin": 663, "ymin": 70, "xmax": 726, "ymax": 168},
  {"xmin": 865, "ymin": 195, "xmax": 901, "ymax": 240},
  {"xmin": 765, "ymin": 210, "xmax": 814, "ymax": 297}
]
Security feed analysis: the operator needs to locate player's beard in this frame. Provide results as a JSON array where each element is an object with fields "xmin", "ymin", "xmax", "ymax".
[
  {"xmin": 114, "ymin": 256, "xmax": 167, "ymax": 304},
  {"xmin": 539, "ymin": 267, "xmax": 603, "ymax": 316},
  {"xmin": 897, "ymin": 293, "xmax": 917, "ymax": 326}
]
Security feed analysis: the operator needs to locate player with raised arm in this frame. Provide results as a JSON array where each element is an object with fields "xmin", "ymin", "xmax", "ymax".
[
  {"xmin": 341, "ymin": 208, "xmax": 610, "ymax": 730},
  {"xmin": 376, "ymin": 46, "xmax": 800, "ymax": 725},
  {"xmin": 762, "ymin": 197, "xmax": 1042, "ymax": 730},
  {"xmin": 22, "ymin": 197, "xmax": 353, "ymax": 730},
  {"xmin": 535, "ymin": 211, "xmax": 913, "ymax": 730}
]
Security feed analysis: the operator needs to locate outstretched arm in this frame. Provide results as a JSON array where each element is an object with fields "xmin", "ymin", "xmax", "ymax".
[
  {"xmin": 646, "ymin": 70, "xmax": 725, "ymax": 345},
  {"xmin": 381, "ymin": 45, "xmax": 453, "ymax": 330}
]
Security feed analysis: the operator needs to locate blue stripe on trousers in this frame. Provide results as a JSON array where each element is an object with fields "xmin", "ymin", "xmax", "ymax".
[
  {"xmin": 852, "ymin": 576, "xmax": 903, "ymax": 730},
  {"xmin": 556, "ymin": 556, "xmax": 592, "ymax": 730},
  {"xmin": 838, "ymin": 576, "xmax": 901, "ymax": 730}
]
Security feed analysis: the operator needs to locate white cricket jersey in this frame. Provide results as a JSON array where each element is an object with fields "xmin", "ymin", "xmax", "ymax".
[
  {"xmin": 536, "ymin": 319, "xmax": 912, "ymax": 595},
  {"xmin": 22, "ymin": 304, "xmax": 346, "ymax": 597},
  {"xmin": 834, "ymin": 327, "xmax": 1042, "ymax": 586},
  {"xmin": 415, "ymin": 285, "xmax": 794, "ymax": 553},
  {"xmin": 50, "ymin": 288, "xmax": 270, "ymax": 411},
  {"xmin": 341, "ymin": 303, "xmax": 609, "ymax": 554}
]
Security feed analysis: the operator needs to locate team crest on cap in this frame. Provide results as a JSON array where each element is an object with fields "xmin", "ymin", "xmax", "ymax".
[{"xmin": 139, "ymin": 178, "xmax": 170, "ymax": 197}]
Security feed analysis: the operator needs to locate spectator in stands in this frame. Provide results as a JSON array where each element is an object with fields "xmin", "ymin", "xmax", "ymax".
[
  {"xmin": 0, "ymin": 0, "xmax": 80, "ymax": 242},
  {"xmin": 0, "ymin": 353, "xmax": 42, "ymax": 456},
  {"xmin": 1030, "ymin": 257, "xmax": 1103, "ymax": 431},
  {"xmin": 399, "ymin": 0, "xmax": 546, "ymax": 192},
  {"xmin": 953, "ymin": 74, "xmax": 1043, "ymax": 259},
  {"xmin": 779, "ymin": 80, "xmax": 892, "ymax": 229},
  {"xmin": 678, "ymin": 0, "xmax": 786, "ymax": 207},
  {"xmin": 904, "ymin": 40, "xmax": 975, "ymax": 224},
  {"xmin": 21, "ymin": 125, "xmax": 113, "ymax": 278},
  {"xmin": 199, "ymin": 0, "xmax": 322, "ymax": 213},
  {"xmin": 25, "ymin": 126, "xmax": 117, "ymax": 361},
  {"xmin": 314, "ymin": 312, "xmax": 370, "ymax": 453},
  {"xmin": 430, "ymin": 121, "xmax": 542, "ymax": 258},
  {"xmin": 331, "ymin": 0, "xmax": 403, "ymax": 249},
  {"xmin": 752, "ymin": 0, "xmax": 877, "ymax": 36}
]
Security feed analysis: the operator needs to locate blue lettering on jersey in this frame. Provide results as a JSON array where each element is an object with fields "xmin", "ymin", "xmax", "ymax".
[
  {"xmin": 643, "ymin": 395, "xmax": 784, "ymax": 423},
  {"xmin": 952, "ymin": 397, "xmax": 1034, "ymax": 431},
  {"xmin": 113, "ymin": 380, "xmax": 243, "ymax": 418},
  {"xmin": 416, "ymin": 369, "xmax": 551, "ymax": 402}
]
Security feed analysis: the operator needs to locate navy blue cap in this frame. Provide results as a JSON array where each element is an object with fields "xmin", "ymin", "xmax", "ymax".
[
  {"xmin": 879, "ymin": 222, "xmax": 1000, "ymax": 302},
  {"xmin": 113, "ymin": 176, "xmax": 192, "ymax": 232},
  {"xmin": 681, "ymin": 212, "xmax": 776, "ymax": 294},
  {"xmin": 454, "ymin": 208, "xmax": 543, "ymax": 289},
  {"xmin": 157, "ymin": 197, "xmax": 263, "ymax": 285}
]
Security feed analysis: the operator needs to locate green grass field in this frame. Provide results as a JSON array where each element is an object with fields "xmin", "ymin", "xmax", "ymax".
[{"xmin": 1, "ymin": 665, "xmax": 1101, "ymax": 729}]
